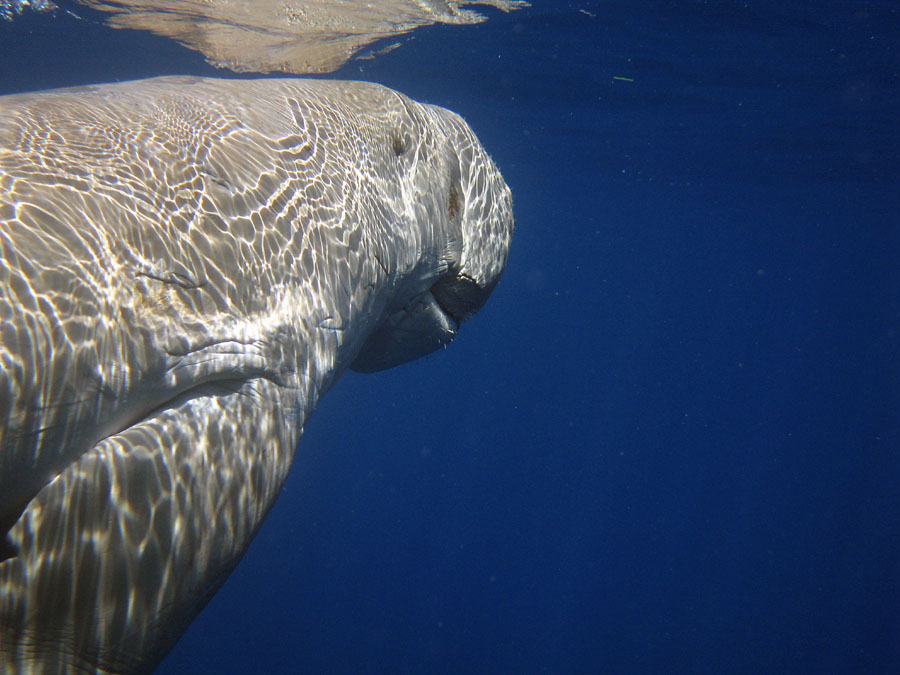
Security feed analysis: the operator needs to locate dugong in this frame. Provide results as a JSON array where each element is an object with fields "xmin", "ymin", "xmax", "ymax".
[{"xmin": 0, "ymin": 76, "xmax": 512, "ymax": 673}]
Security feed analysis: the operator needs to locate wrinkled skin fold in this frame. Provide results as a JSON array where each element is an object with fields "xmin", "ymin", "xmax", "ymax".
[{"xmin": 0, "ymin": 76, "xmax": 513, "ymax": 673}]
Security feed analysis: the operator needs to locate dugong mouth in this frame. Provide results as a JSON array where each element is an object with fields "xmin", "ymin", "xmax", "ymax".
[
  {"xmin": 349, "ymin": 270, "xmax": 495, "ymax": 374},
  {"xmin": 430, "ymin": 272, "xmax": 490, "ymax": 325}
]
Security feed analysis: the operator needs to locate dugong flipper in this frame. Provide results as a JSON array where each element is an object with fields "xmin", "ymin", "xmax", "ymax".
[{"xmin": 0, "ymin": 76, "xmax": 512, "ymax": 673}]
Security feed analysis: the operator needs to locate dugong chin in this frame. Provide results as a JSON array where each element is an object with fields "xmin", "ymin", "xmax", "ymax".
[{"xmin": 0, "ymin": 76, "xmax": 512, "ymax": 673}]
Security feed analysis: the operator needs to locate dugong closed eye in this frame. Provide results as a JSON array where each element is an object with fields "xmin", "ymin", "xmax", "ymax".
[{"xmin": 0, "ymin": 76, "xmax": 513, "ymax": 673}]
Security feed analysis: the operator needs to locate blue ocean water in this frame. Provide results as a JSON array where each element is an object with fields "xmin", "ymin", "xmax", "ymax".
[{"xmin": 2, "ymin": 1, "xmax": 898, "ymax": 672}]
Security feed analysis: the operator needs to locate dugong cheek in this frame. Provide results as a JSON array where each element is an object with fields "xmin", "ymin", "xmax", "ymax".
[{"xmin": 349, "ymin": 292, "xmax": 457, "ymax": 373}]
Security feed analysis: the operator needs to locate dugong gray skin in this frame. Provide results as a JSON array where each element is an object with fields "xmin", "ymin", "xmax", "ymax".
[{"xmin": 0, "ymin": 76, "xmax": 513, "ymax": 673}]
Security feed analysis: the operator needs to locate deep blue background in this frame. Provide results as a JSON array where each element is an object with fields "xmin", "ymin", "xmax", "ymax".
[{"xmin": 2, "ymin": 1, "xmax": 899, "ymax": 672}]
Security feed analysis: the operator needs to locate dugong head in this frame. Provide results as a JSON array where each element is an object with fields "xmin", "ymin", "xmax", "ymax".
[{"xmin": 350, "ymin": 100, "xmax": 513, "ymax": 373}]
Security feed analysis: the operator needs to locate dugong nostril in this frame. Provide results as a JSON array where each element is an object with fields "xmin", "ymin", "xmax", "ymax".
[
  {"xmin": 391, "ymin": 132, "xmax": 408, "ymax": 156},
  {"xmin": 448, "ymin": 182, "xmax": 461, "ymax": 222}
]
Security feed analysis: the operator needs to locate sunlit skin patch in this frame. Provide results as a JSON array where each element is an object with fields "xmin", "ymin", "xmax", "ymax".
[{"xmin": 0, "ymin": 75, "xmax": 513, "ymax": 673}]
